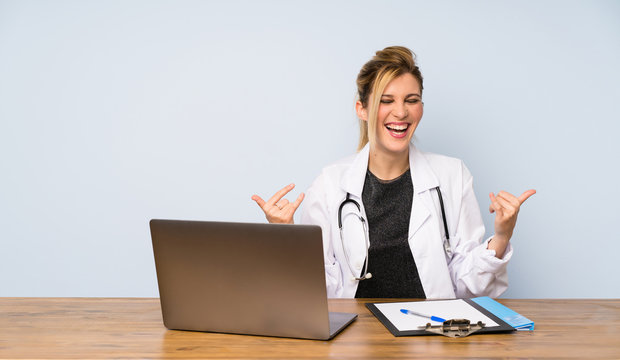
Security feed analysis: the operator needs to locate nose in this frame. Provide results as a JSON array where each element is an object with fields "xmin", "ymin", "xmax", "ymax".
[{"xmin": 392, "ymin": 102, "xmax": 408, "ymax": 119}]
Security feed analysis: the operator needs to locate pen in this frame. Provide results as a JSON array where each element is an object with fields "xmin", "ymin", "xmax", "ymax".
[{"xmin": 400, "ymin": 309, "xmax": 446, "ymax": 322}]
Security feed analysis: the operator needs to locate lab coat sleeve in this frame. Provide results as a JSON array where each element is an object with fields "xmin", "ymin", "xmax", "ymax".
[
  {"xmin": 299, "ymin": 173, "xmax": 344, "ymax": 298},
  {"xmin": 448, "ymin": 163, "xmax": 513, "ymax": 298}
]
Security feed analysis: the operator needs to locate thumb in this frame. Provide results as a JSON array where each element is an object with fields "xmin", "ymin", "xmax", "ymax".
[{"xmin": 251, "ymin": 195, "xmax": 266, "ymax": 209}]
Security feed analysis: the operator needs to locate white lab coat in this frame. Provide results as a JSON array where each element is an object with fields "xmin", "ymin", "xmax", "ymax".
[{"xmin": 300, "ymin": 143, "xmax": 512, "ymax": 299}]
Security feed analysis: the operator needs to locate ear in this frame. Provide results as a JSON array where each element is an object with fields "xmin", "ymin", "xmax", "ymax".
[{"xmin": 355, "ymin": 101, "xmax": 368, "ymax": 121}]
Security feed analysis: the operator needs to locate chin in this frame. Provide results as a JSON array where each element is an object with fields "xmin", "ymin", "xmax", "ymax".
[{"xmin": 381, "ymin": 140, "xmax": 410, "ymax": 154}]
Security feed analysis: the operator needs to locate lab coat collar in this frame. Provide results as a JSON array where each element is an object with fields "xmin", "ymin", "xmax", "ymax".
[
  {"xmin": 340, "ymin": 143, "xmax": 440, "ymax": 197},
  {"xmin": 409, "ymin": 144, "xmax": 440, "ymax": 194},
  {"xmin": 340, "ymin": 144, "xmax": 370, "ymax": 198}
]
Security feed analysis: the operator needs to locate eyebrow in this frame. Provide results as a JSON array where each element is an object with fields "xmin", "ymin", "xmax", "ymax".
[{"xmin": 381, "ymin": 93, "xmax": 421, "ymax": 98}]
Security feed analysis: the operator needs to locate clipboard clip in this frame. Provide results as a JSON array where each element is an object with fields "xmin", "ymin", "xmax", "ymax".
[{"xmin": 419, "ymin": 319, "xmax": 486, "ymax": 338}]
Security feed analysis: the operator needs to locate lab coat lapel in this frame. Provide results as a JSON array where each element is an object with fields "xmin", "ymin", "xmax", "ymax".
[
  {"xmin": 408, "ymin": 145, "xmax": 440, "ymax": 239},
  {"xmin": 339, "ymin": 144, "xmax": 370, "ymax": 198},
  {"xmin": 338, "ymin": 144, "xmax": 371, "ymax": 266}
]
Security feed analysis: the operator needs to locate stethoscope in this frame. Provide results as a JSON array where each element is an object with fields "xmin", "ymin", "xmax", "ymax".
[{"xmin": 337, "ymin": 186, "xmax": 451, "ymax": 281}]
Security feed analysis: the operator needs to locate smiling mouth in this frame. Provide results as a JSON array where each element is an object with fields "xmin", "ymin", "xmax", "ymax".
[{"xmin": 385, "ymin": 123, "xmax": 409, "ymax": 135}]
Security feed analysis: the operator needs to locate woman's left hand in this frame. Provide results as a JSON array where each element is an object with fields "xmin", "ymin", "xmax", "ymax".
[{"xmin": 488, "ymin": 189, "xmax": 536, "ymax": 258}]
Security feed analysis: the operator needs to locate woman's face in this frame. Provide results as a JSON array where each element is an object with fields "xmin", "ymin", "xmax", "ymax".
[{"xmin": 363, "ymin": 73, "xmax": 424, "ymax": 156}]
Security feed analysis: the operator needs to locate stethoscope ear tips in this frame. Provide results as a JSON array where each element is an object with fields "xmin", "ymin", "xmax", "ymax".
[{"xmin": 365, "ymin": 273, "xmax": 372, "ymax": 279}]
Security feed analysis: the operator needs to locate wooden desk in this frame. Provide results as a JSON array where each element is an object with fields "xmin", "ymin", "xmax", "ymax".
[{"xmin": 1, "ymin": 298, "xmax": 619, "ymax": 359}]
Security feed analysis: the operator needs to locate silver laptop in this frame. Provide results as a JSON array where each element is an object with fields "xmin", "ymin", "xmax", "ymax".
[{"xmin": 150, "ymin": 219, "xmax": 357, "ymax": 340}]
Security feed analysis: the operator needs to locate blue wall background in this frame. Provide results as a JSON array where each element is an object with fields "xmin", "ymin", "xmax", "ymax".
[{"xmin": 1, "ymin": 0, "xmax": 619, "ymax": 298}]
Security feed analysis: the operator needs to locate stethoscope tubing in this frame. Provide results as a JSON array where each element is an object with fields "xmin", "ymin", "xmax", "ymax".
[
  {"xmin": 338, "ymin": 194, "xmax": 372, "ymax": 280},
  {"xmin": 338, "ymin": 187, "xmax": 451, "ymax": 281}
]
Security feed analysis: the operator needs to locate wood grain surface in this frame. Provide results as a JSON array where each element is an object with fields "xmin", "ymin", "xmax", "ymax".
[{"xmin": 1, "ymin": 298, "xmax": 619, "ymax": 359}]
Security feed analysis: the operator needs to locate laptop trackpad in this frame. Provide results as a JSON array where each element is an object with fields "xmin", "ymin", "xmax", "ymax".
[{"xmin": 328, "ymin": 312, "xmax": 357, "ymax": 339}]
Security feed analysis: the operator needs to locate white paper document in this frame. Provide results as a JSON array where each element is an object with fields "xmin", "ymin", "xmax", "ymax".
[{"xmin": 374, "ymin": 299, "xmax": 499, "ymax": 331}]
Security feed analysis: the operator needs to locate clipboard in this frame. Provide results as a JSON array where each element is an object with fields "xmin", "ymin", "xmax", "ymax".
[{"xmin": 366, "ymin": 298, "xmax": 516, "ymax": 337}]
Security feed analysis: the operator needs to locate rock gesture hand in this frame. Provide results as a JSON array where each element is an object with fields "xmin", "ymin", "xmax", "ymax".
[{"xmin": 252, "ymin": 184, "xmax": 305, "ymax": 224}]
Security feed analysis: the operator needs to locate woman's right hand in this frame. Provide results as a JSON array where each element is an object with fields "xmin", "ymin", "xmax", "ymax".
[{"xmin": 251, "ymin": 184, "xmax": 305, "ymax": 224}]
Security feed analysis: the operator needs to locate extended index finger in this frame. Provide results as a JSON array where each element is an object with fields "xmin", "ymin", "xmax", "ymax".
[
  {"xmin": 517, "ymin": 189, "xmax": 537, "ymax": 204},
  {"xmin": 266, "ymin": 183, "xmax": 296, "ymax": 207}
]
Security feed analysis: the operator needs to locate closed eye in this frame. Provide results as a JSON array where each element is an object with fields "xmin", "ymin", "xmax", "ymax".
[{"xmin": 380, "ymin": 99, "xmax": 420, "ymax": 104}]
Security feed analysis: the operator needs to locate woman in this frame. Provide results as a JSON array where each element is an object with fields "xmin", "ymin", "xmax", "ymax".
[{"xmin": 252, "ymin": 46, "xmax": 535, "ymax": 299}]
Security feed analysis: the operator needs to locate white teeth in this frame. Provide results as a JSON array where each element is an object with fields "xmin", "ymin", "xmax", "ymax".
[{"xmin": 386, "ymin": 124, "xmax": 408, "ymax": 131}]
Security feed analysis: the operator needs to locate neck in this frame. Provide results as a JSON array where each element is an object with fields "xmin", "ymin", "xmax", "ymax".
[{"xmin": 368, "ymin": 145, "xmax": 410, "ymax": 181}]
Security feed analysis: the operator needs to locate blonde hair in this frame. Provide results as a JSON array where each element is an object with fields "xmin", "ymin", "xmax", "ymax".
[{"xmin": 356, "ymin": 46, "xmax": 424, "ymax": 151}]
